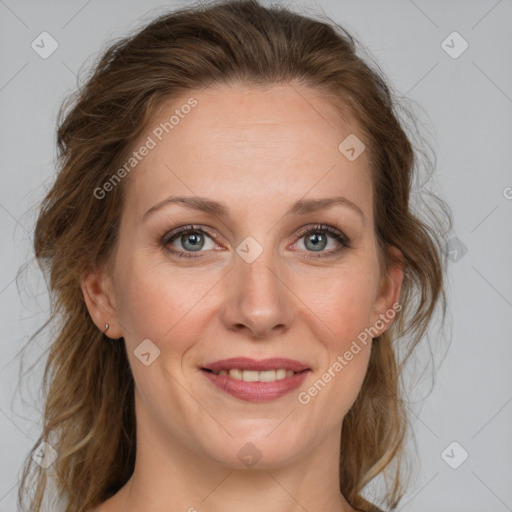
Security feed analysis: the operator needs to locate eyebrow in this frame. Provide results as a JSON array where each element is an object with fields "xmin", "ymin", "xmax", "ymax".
[{"xmin": 143, "ymin": 195, "xmax": 365, "ymax": 225}]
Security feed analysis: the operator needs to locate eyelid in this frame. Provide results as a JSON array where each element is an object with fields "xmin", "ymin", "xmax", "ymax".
[
  {"xmin": 293, "ymin": 223, "xmax": 351, "ymax": 245},
  {"xmin": 162, "ymin": 224, "xmax": 223, "ymax": 245},
  {"xmin": 289, "ymin": 223, "xmax": 351, "ymax": 259}
]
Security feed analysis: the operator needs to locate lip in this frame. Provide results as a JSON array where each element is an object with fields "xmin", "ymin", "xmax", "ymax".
[
  {"xmin": 200, "ymin": 358, "xmax": 311, "ymax": 402},
  {"xmin": 202, "ymin": 357, "xmax": 310, "ymax": 372}
]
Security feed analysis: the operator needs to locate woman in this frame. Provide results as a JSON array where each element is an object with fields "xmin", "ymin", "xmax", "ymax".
[{"xmin": 18, "ymin": 1, "xmax": 451, "ymax": 511}]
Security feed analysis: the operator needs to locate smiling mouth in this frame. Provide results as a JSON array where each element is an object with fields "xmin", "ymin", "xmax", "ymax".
[
  {"xmin": 200, "ymin": 357, "xmax": 311, "ymax": 400},
  {"xmin": 202, "ymin": 368, "xmax": 307, "ymax": 382}
]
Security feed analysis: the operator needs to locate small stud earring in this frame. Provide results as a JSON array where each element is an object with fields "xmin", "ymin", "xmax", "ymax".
[{"xmin": 104, "ymin": 323, "xmax": 109, "ymax": 333}]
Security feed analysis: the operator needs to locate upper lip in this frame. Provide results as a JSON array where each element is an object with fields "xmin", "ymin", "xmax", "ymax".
[{"xmin": 202, "ymin": 357, "xmax": 310, "ymax": 372}]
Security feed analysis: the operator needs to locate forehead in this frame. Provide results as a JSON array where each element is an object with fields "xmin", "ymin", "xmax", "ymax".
[{"xmin": 123, "ymin": 82, "xmax": 373, "ymax": 222}]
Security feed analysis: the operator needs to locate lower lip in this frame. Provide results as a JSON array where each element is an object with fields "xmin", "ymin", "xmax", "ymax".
[{"xmin": 201, "ymin": 369, "xmax": 310, "ymax": 402}]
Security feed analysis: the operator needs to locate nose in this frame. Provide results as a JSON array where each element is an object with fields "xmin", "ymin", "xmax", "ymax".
[{"xmin": 220, "ymin": 247, "xmax": 295, "ymax": 340}]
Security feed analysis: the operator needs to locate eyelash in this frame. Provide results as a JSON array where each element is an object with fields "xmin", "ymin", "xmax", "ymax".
[{"xmin": 161, "ymin": 224, "xmax": 351, "ymax": 260}]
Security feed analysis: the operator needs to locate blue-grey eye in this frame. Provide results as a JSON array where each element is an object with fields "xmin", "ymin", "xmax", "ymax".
[
  {"xmin": 180, "ymin": 231, "xmax": 205, "ymax": 251},
  {"xmin": 304, "ymin": 232, "xmax": 328, "ymax": 251},
  {"xmin": 164, "ymin": 227, "xmax": 217, "ymax": 256},
  {"xmin": 295, "ymin": 226, "xmax": 348, "ymax": 255}
]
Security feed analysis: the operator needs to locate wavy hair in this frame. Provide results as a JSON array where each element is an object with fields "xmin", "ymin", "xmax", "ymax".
[{"xmin": 17, "ymin": 0, "xmax": 452, "ymax": 510}]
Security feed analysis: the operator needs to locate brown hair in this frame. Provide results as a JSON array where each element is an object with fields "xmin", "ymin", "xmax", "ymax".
[{"xmin": 17, "ymin": 1, "xmax": 452, "ymax": 510}]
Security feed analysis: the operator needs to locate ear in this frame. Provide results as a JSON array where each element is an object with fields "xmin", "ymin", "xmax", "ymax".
[
  {"xmin": 369, "ymin": 245, "xmax": 404, "ymax": 337},
  {"xmin": 81, "ymin": 267, "xmax": 123, "ymax": 339}
]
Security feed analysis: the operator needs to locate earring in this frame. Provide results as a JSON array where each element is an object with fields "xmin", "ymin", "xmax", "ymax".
[{"xmin": 104, "ymin": 323, "xmax": 109, "ymax": 333}]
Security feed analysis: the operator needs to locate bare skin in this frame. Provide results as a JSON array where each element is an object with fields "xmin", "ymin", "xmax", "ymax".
[{"xmin": 82, "ymin": 82, "xmax": 403, "ymax": 512}]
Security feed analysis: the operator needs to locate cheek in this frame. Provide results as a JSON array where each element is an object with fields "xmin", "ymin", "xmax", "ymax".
[
  {"xmin": 299, "ymin": 263, "xmax": 378, "ymax": 347},
  {"xmin": 112, "ymin": 250, "xmax": 213, "ymax": 349},
  {"xmin": 293, "ymin": 266, "xmax": 376, "ymax": 413},
  {"xmin": 299, "ymin": 278, "xmax": 375, "ymax": 417}
]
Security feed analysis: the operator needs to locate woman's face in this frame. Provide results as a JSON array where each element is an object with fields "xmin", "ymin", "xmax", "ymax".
[{"xmin": 84, "ymin": 82, "xmax": 402, "ymax": 469}]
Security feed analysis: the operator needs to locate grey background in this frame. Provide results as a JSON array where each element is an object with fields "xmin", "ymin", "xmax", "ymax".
[{"xmin": 1, "ymin": 0, "xmax": 511, "ymax": 511}]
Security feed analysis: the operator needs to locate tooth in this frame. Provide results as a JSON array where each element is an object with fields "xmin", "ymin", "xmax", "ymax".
[
  {"xmin": 242, "ymin": 370, "xmax": 259, "ymax": 382},
  {"xmin": 224, "ymin": 368, "xmax": 296, "ymax": 381},
  {"xmin": 258, "ymin": 370, "xmax": 277, "ymax": 382},
  {"xmin": 229, "ymin": 369, "xmax": 243, "ymax": 380}
]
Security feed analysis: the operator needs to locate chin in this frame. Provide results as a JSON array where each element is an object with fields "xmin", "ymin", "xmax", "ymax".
[{"xmin": 202, "ymin": 426, "xmax": 309, "ymax": 470}]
